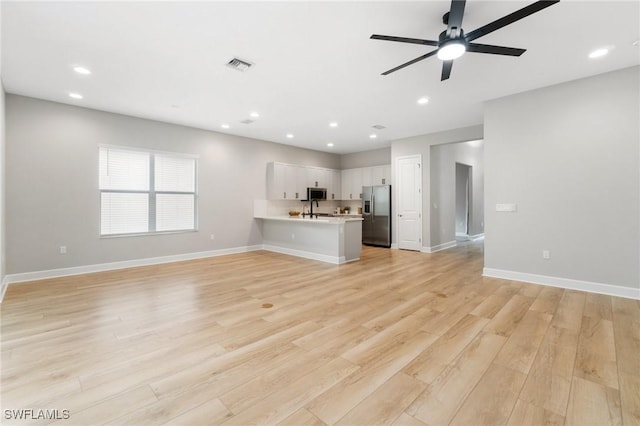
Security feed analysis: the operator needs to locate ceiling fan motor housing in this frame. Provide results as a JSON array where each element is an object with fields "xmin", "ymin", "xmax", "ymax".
[{"xmin": 439, "ymin": 29, "xmax": 465, "ymax": 46}]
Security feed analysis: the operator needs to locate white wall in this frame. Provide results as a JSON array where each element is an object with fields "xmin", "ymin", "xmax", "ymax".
[
  {"xmin": 391, "ymin": 125, "xmax": 484, "ymax": 248},
  {"xmin": 1, "ymin": 2, "xmax": 6, "ymax": 288},
  {"xmin": 5, "ymin": 95, "xmax": 340, "ymax": 275},
  {"xmin": 484, "ymin": 66, "xmax": 639, "ymax": 291},
  {"xmin": 0, "ymin": 82, "xmax": 5, "ymax": 286},
  {"xmin": 430, "ymin": 140, "xmax": 484, "ymax": 247},
  {"xmin": 340, "ymin": 147, "xmax": 390, "ymax": 169}
]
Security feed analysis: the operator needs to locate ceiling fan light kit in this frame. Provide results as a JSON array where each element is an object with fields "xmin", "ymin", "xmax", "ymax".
[
  {"xmin": 437, "ymin": 40, "xmax": 466, "ymax": 60},
  {"xmin": 371, "ymin": 0, "xmax": 560, "ymax": 81}
]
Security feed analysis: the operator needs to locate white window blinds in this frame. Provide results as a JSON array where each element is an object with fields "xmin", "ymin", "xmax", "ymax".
[
  {"xmin": 155, "ymin": 155, "xmax": 195, "ymax": 192},
  {"xmin": 99, "ymin": 148, "xmax": 150, "ymax": 191},
  {"xmin": 156, "ymin": 194, "xmax": 195, "ymax": 232},
  {"xmin": 101, "ymin": 193, "xmax": 149, "ymax": 235},
  {"xmin": 99, "ymin": 146, "xmax": 197, "ymax": 236}
]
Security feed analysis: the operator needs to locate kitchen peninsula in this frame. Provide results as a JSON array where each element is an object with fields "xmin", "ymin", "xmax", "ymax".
[{"xmin": 254, "ymin": 214, "xmax": 363, "ymax": 264}]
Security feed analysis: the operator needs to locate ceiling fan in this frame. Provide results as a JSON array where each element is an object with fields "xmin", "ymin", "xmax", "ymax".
[{"xmin": 371, "ymin": 0, "xmax": 559, "ymax": 81}]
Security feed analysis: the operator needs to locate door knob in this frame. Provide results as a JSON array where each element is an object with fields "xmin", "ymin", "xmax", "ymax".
[{"xmin": 398, "ymin": 214, "xmax": 403, "ymax": 217}]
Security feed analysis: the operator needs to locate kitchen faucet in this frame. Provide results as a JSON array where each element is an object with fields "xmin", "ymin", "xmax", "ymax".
[{"xmin": 303, "ymin": 199, "xmax": 319, "ymax": 218}]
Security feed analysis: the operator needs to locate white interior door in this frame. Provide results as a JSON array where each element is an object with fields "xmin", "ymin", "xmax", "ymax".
[{"xmin": 397, "ymin": 155, "xmax": 422, "ymax": 251}]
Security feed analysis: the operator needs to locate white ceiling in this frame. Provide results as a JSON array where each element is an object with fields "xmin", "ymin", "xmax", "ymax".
[{"xmin": 2, "ymin": 1, "xmax": 638, "ymax": 154}]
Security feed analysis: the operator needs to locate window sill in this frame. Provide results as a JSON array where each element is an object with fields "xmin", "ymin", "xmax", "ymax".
[{"xmin": 99, "ymin": 229, "xmax": 198, "ymax": 239}]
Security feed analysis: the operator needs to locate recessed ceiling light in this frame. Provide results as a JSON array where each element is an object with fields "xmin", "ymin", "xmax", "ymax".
[
  {"xmin": 286, "ymin": 134, "xmax": 294, "ymax": 139},
  {"xmin": 417, "ymin": 97, "xmax": 429, "ymax": 105},
  {"xmin": 250, "ymin": 112, "xmax": 260, "ymax": 118},
  {"xmin": 329, "ymin": 122, "xmax": 338, "ymax": 128},
  {"xmin": 73, "ymin": 66, "xmax": 91, "ymax": 75},
  {"xmin": 69, "ymin": 92, "xmax": 83, "ymax": 99},
  {"xmin": 327, "ymin": 143, "xmax": 334, "ymax": 147},
  {"xmin": 221, "ymin": 124, "xmax": 230, "ymax": 129},
  {"xmin": 369, "ymin": 134, "xmax": 377, "ymax": 139},
  {"xmin": 588, "ymin": 48, "xmax": 609, "ymax": 59}
]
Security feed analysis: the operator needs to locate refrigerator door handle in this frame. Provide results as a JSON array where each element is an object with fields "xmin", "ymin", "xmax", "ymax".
[{"xmin": 371, "ymin": 193, "xmax": 375, "ymax": 223}]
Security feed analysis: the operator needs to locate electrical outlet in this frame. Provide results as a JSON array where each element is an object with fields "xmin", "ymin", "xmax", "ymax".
[
  {"xmin": 542, "ymin": 250, "xmax": 550, "ymax": 259},
  {"xmin": 210, "ymin": 234, "xmax": 215, "ymax": 240},
  {"xmin": 59, "ymin": 246, "xmax": 67, "ymax": 254},
  {"xmin": 291, "ymin": 233, "xmax": 295, "ymax": 240}
]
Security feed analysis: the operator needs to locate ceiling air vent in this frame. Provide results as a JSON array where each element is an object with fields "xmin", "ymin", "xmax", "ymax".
[
  {"xmin": 226, "ymin": 58, "xmax": 253, "ymax": 72},
  {"xmin": 372, "ymin": 125, "xmax": 387, "ymax": 130},
  {"xmin": 240, "ymin": 119, "xmax": 254, "ymax": 124}
]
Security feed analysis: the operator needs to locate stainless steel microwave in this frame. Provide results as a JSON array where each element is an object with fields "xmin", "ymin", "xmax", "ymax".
[{"xmin": 306, "ymin": 187, "xmax": 327, "ymax": 201}]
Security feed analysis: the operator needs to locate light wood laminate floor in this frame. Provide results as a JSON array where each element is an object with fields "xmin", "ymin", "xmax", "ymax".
[{"xmin": 2, "ymin": 242, "xmax": 639, "ymax": 425}]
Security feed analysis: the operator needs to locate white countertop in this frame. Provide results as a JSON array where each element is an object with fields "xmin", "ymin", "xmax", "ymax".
[{"xmin": 255, "ymin": 215, "xmax": 363, "ymax": 224}]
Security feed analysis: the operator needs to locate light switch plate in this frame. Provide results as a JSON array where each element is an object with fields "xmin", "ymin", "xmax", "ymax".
[{"xmin": 496, "ymin": 203, "xmax": 517, "ymax": 212}]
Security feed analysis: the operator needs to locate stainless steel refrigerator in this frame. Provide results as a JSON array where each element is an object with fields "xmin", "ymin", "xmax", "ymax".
[{"xmin": 362, "ymin": 185, "xmax": 391, "ymax": 247}]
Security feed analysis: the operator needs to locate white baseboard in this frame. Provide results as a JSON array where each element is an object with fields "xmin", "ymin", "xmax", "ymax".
[
  {"xmin": 483, "ymin": 268, "xmax": 640, "ymax": 300},
  {"xmin": 3, "ymin": 245, "xmax": 263, "ymax": 289},
  {"xmin": 262, "ymin": 244, "xmax": 345, "ymax": 264},
  {"xmin": 422, "ymin": 240, "xmax": 457, "ymax": 254},
  {"xmin": 390, "ymin": 243, "xmax": 399, "ymax": 249},
  {"xmin": 470, "ymin": 233, "xmax": 485, "ymax": 241}
]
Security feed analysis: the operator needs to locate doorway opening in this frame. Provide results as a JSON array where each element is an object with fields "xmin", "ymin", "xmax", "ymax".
[{"xmin": 455, "ymin": 162, "xmax": 472, "ymax": 241}]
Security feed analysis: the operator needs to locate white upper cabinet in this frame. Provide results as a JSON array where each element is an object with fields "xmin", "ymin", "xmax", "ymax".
[
  {"xmin": 307, "ymin": 167, "xmax": 331, "ymax": 189},
  {"xmin": 329, "ymin": 169, "xmax": 341, "ymax": 200},
  {"xmin": 268, "ymin": 162, "xmax": 338, "ymax": 200},
  {"xmin": 319, "ymin": 168, "xmax": 332, "ymax": 189},
  {"xmin": 268, "ymin": 162, "xmax": 390, "ymax": 201},
  {"xmin": 294, "ymin": 166, "xmax": 308, "ymax": 199},
  {"xmin": 352, "ymin": 168, "xmax": 363, "ymax": 199},
  {"xmin": 371, "ymin": 165, "xmax": 392, "ymax": 185},
  {"xmin": 384, "ymin": 164, "xmax": 392, "ymax": 185},
  {"xmin": 267, "ymin": 162, "xmax": 304, "ymax": 200},
  {"xmin": 341, "ymin": 168, "xmax": 363, "ymax": 200},
  {"xmin": 339, "ymin": 164, "xmax": 391, "ymax": 200},
  {"xmin": 307, "ymin": 167, "xmax": 321, "ymax": 188},
  {"xmin": 267, "ymin": 162, "xmax": 284, "ymax": 200},
  {"xmin": 340, "ymin": 169, "xmax": 352, "ymax": 200},
  {"xmin": 361, "ymin": 167, "xmax": 372, "ymax": 187}
]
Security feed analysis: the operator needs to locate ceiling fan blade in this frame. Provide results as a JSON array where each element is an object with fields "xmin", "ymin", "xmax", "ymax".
[
  {"xmin": 441, "ymin": 60, "xmax": 454, "ymax": 81},
  {"xmin": 465, "ymin": 0, "xmax": 559, "ymax": 42},
  {"xmin": 370, "ymin": 34, "xmax": 439, "ymax": 46},
  {"xmin": 467, "ymin": 43, "xmax": 526, "ymax": 56},
  {"xmin": 447, "ymin": 0, "xmax": 467, "ymax": 35},
  {"xmin": 381, "ymin": 50, "xmax": 439, "ymax": 75}
]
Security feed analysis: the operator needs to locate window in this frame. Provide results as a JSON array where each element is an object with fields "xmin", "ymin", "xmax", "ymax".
[{"xmin": 99, "ymin": 146, "xmax": 197, "ymax": 236}]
